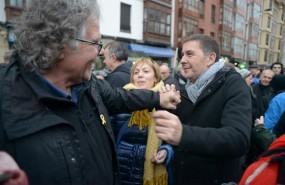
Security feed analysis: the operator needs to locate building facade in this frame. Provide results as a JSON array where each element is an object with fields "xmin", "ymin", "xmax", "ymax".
[
  {"xmin": 0, "ymin": 0, "xmax": 284, "ymax": 69},
  {"xmin": 174, "ymin": 0, "xmax": 220, "ymax": 60},
  {"xmin": 98, "ymin": 0, "xmax": 174, "ymax": 66},
  {"xmin": 258, "ymin": 0, "xmax": 285, "ymax": 66}
]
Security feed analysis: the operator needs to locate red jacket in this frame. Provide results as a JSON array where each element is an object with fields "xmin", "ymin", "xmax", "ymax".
[{"xmin": 239, "ymin": 134, "xmax": 285, "ymax": 185}]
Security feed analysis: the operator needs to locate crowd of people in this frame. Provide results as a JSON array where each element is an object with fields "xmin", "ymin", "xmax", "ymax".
[{"xmin": 0, "ymin": 0, "xmax": 285, "ymax": 185}]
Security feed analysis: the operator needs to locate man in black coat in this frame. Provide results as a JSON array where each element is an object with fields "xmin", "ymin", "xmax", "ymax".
[
  {"xmin": 153, "ymin": 34, "xmax": 252, "ymax": 185},
  {"xmin": 252, "ymin": 69, "xmax": 274, "ymax": 116},
  {"xmin": 0, "ymin": 1, "xmax": 180, "ymax": 185},
  {"xmin": 103, "ymin": 41, "xmax": 132, "ymax": 87}
]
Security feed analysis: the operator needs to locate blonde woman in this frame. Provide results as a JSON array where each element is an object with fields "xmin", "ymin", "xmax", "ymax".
[{"xmin": 112, "ymin": 57, "xmax": 173, "ymax": 185}]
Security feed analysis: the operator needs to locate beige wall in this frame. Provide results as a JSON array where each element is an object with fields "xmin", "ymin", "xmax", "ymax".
[{"xmin": 0, "ymin": 26, "xmax": 9, "ymax": 63}]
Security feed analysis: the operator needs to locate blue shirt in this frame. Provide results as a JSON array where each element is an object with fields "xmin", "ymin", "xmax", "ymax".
[{"xmin": 35, "ymin": 70, "xmax": 82, "ymax": 103}]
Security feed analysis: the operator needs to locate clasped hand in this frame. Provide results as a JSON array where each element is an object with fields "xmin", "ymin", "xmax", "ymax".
[{"xmin": 159, "ymin": 84, "xmax": 181, "ymax": 110}]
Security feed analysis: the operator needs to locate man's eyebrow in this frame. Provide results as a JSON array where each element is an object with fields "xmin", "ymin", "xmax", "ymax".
[{"xmin": 183, "ymin": 49, "xmax": 194, "ymax": 54}]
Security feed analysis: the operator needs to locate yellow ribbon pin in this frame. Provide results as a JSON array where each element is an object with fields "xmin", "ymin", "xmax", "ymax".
[{"xmin": 100, "ymin": 114, "xmax": 106, "ymax": 125}]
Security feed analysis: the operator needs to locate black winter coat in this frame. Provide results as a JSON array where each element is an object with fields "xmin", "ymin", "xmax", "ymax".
[
  {"xmin": 172, "ymin": 68, "xmax": 252, "ymax": 185},
  {"xmin": 105, "ymin": 61, "xmax": 132, "ymax": 87},
  {"xmin": 0, "ymin": 58, "xmax": 160, "ymax": 185}
]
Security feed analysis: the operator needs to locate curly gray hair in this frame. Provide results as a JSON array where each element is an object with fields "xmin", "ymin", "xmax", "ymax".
[{"xmin": 14, "ymin": 0, "xmax": 100, "ymax": 71}]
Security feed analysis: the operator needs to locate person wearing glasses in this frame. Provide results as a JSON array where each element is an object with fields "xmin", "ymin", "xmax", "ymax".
[
  {"xmin": 103, "ymin": 41, "xmax": 133, "ymax": 87},
  {"xmin": 0, "ymin": 1, "xmax": 180, "ymax": 185}
]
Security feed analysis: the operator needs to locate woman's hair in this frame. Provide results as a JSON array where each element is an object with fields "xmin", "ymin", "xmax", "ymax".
[
  {"xmin": 130, "ymin": 57, "xmax": 161, "ymax": 84},
  {"xmin": 13, "ymin": 0, "xmax": 100, "ymax": 71}
]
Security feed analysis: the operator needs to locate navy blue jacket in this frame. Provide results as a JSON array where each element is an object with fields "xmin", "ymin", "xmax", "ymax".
[{"xmin": 111, "ymin": 114, "xmax": 173, "ymax": 185}]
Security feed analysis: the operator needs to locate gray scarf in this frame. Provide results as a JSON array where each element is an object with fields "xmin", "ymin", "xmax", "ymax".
[{"xmin": 186, "ymin": 60, "xmax": 224, "ymax": 103}]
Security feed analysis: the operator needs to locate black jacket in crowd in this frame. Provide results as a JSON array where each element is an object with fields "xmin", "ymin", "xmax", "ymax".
[
  {"xmin": 252, "ymin": 83, "xmax": 272, "ymax": 116},
  {"xmin": 171, "ymin": 68, "xmax": 252, "ymax": 185},
  {"xmin": 105, "ymin": 61, "xmax": 132, "ymax": 87},
  {"xmin": 0, "ymin": 56, "xmax": 160, "ymax": 185}
]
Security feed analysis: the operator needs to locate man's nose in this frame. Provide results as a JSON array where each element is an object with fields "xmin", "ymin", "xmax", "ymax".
[{"xmin": 98, "ymin": 48, "xmax": 105, "ymax": 56}]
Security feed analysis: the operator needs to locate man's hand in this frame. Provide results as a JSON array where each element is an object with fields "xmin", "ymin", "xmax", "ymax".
[
  {"xmin": 153, "ymin": 110, "xmax": 183, "ymax": 146},
  {"xmin": 254, "ymin": 116, "xmax": 264, "ymax": 127},
  {"xmin": 159, "ymin": 84, "xmax": 180, "ymax": 109},
  {"xmin": 0, "ymin": 152, "xmax": 29, "ymax": 185},
  {"xmin": 159, "ymin": 84, "xmax": 177, "ymax": 94}
]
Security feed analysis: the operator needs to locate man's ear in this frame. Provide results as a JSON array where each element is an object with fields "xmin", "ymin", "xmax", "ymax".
[
  {"xmin": 207, "ymin": 52, "xmax": 216, "ymax": 67},
  {"xmin": 111, "ymin": 54, "xmax": 117, "ymax": 61}
]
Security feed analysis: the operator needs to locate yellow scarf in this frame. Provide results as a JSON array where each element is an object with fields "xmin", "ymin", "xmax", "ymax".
[{"xmin": 123, "ymin": 81, "xmax": 168, "ymax": 185}]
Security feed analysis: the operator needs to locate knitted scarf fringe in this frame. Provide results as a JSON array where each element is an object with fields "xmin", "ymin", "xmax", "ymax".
[
  {"xmin": 129, "ymin": 109, "xmax": 152, "ymax": 130},
  {"xmin": 123, "ymin": 81, "xmax": 168, "ymax": 185},
  {"xmin": 124, "ymin": 81, "xmax": 164, "ymax": 130},
  {"xmin": 143, "ymin": 174, "xmax": 168, "ymax": 185}
]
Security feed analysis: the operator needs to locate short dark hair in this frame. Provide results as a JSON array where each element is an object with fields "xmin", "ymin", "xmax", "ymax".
[
  {"xmin": 271, "ymin": 62, "xmax": 284, "ymax": 74},
  {"xmin": 105, "ymin": 41, "xmax": 128, "ymax": 62},
  {"xmin": 184, "ymin": 34, "xmax": 220, "ymax": 62}
]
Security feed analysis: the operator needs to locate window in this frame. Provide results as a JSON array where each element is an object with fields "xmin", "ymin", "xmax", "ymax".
[
  {"xmin": 249, "ymin": 23, "xmax": 259, "ymax": 39},
  {"xmin": 210, "ymin": 32, "xmax": 215, "ymax": 38},
  {"xmin": 232, "ymin": 37, "xmax": 243, "ymax": 55},
  {"xmin": 10, "ymin": 0, "xmax": 22, "ymax": 7},
  {"xmin": 248, "ymin": 43, "xmax": 257, "ymax": 58},
  {"xmin": 252, "ymin": 3, "xmax": 261, "ymax": 19},
  {"xmin": 234, "ymin": 13, "xmax": 245, "ymax": 32},
  {"xmin": 235, "ymin": 0, "xmax": 246, "ymax": 10},
  {"xmin": 26, "ymin": 0, "xmax": 30, "ymax": 8},
  {"xmin": 184, "ymin": 0, "xmax": 199, "ymax": 13},
  {"xmin": 265, "ymin": 33, "xmax": 269, "ymax": 45},
  {"xmin": 268, "ymin": 1, "xmax": 272, "ymax": 10},
  {"xmin": 199, "ymin": 0, "xmax": 204, "ymax": 18},
  {"xmin": 267, "ymin": 16, "xmax": 271, "ymax": 29},
  {"xmin": 223, "ymin": 6, "xmax": 232, "ymax": 27},
  {"xmin": 183, "ymin": 17, "xmax": 198, "ymax": 37},
  {"xmin": 147, "ymin": 21, "xmax": 154, "ymax": 32},
  {"xmin": 199, "ymin": 28, "xmax": 204, "ymax": 34},
  {"xmin": 222, "ymin": 31, "xmax": 231, "ymax": 52},
  {"xmin": 264, "ymin": 50, "xmax": 268, "ymax": 62},
  {"xmin": 270, "ymin": 37, "xmax": 274, "ymax": 50},
  {"xmin": 272, "ymin": 22, "xmax": 277, "ymax": 35},
  {"xmin": 145, "ymin": 8, "xmax": 171, "ymax": 36},
  {"xmin": 211, "ymin": 5, "xmax": 216, "ymax": 23},
  {"xmin": 120, "ymin": 3, "xmax": 131, "ymax": 33}
]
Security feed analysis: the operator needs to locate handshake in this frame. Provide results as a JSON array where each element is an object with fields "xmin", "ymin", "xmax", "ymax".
[
  {"xmin": 155, "ymin": 84, "xmax": 183, "ymax": 146},
  {"xmin": 159, "ymin": 84, "xmax": 181, "ymax": 110}
]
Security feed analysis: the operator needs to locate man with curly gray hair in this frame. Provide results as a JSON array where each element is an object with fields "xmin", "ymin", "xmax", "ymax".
[{"xmin": 0, "ymin": 1, "xmax": 180, "ymax": 185}]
